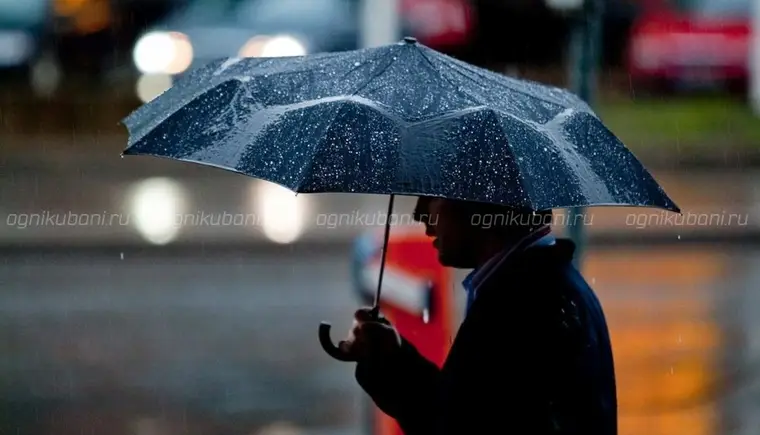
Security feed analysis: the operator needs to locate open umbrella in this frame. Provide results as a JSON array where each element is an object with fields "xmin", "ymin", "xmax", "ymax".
[{"xmin": 122, "ymin": 37, "xmax": 679, "ymax": 361}]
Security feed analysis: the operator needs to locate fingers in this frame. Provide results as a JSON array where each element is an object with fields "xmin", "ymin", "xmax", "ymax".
[
  {"xmin": 349, "ymin": 318, "xmax": 386, "ymax": 342},
  {"xmin": 354, "ymin": 307, "xmax": 391, "ymax": 325},
  {"xmin": 356, "ymin": 322, "xmax": 399, "ymax": 353},
  {"xmin": 354, "ymin": 307, "xmax": 374, "ymax": 322},
  {"xmin": 338, "ymin": 340, "xmax": 356, "ymax": 359},
  {"xmin": 344, "ymin": 308, "xmax": 400, "ymax": 360},
  {"xmin": 331, "ymin": 308, "xmax": 395, "ymax": 362},
  {"xmin": 346, "ymin": 316, "xmax": 388, "ymax": 340},
  {"xmin": 346, "ymin": 320, "xmax": 359, "ymax": 342}
]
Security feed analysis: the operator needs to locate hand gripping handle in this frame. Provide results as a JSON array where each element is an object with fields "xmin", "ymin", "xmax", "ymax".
[{"xmin": 319, "ymin": 307, "xmax": 385, "ymax": 361}]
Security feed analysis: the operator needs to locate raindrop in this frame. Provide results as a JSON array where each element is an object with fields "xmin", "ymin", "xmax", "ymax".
[
  {"xmin": 120, "ymin": 252, "xmax": 124, "ymax": 260},
  {"xmin": 591, "ymin": 277, "xmax": 596, "ymax": 284},
  {"xmin": 677, "ymin": 234, "xmax": 681, "ymax": 240},
  {"xmin": 354, "ymin": 61, "xmax": 361, "ymax": 66},
  {"xmin": 677, "ymin": 335, "xmax": 682, "ymax": 344},
  {"xmin": 670, "ymin": 367, "xmax": 674, "ymax": 375}
]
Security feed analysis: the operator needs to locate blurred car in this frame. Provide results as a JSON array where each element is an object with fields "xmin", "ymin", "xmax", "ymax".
[
  {"xmin": 627, "ymin": 0, "xmax": 750, "ymax": 93},
  {"xmin": 0, "ymin": 0, "xmax": 51, "ymax": 72},
  {"xmin": 130, "ymin": 0, "xmax": 473, "ymax": 102},
  {"xmin": 132, "ymin": 0, "xmax": 357, "ymax": 76},
  {"xmin": 130, "ymin": 0, "xmax": 357, "ymax": 101}
]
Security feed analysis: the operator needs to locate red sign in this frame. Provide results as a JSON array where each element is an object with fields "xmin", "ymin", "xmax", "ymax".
[
  {"xmin": 356, "ymin": 227, "xmax": 454, "ymax": 435},
  {"xmin": 401, "ymin": 0, "xmax": 474, "ymax": 48}
]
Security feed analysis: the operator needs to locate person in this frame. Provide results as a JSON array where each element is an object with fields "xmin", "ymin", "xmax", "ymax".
[{"xmin": 340, "ymin": 196, "xmax": 617, "ymax": 435}]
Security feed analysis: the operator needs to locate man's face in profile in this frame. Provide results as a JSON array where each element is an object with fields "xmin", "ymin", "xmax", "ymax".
[{"xmin": 414, "ymin": 196, "xmax": 478, "ymax": 269}]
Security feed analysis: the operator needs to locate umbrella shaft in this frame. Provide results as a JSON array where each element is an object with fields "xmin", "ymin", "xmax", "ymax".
[{"xmin": 372, "ymin": 194, "xmax": 396, "ymax": 316}]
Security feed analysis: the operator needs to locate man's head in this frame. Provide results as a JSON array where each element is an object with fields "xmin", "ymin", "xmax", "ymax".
[{"xmin": 413, "ymin": 196, "xmax": 552, "ymax": 269}]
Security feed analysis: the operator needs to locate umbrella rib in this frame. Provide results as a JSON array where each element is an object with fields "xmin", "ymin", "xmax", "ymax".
[
  {"xmin": 294, "ymin": 102, "xmax": 349, "ymax": 192},
  {"xmin": 303, "ymin": 51, "xmax": 401, "ymax": 193},
  {"xmin": 349, "ymin": 49, "xmax": 399, "ymax": 98},
  {"xmin": 487, "ymin": 109, "xmax": 537, "ymax": 211},
  {"xmin": 415, "ymin": 48, "xmax": 537, "ymax": 210},
  {"xmin": 337, "ymin": 53, "xmax": 378, "ymax": 82},
  {"xmin": 263, "ymin": 50, "xmax": 399, "ymax": 191},
  {"xmin": 440, "ymin": 53, "xmax": 569, "ymax": 107},
  {"xmin": 414, "ymin": 47, "xmax": 481, "ymax": 108}
]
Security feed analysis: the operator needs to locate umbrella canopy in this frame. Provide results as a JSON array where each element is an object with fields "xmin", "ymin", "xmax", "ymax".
[{"xmin": 122, "ymin": 37, "xmax": 679, "ymax": 213}]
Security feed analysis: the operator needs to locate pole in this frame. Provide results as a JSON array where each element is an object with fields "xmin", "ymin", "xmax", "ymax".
[
  {"xmin": 566, "ymin": 0, "xmax": 603, "ymax": 268},
  {"xmin": 360, "ymin": 0, "xmax": 401, "ymax": 48}
]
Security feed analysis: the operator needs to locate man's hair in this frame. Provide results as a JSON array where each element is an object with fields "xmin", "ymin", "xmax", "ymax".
[
  {"xmin": 412, "ymin": 197, "xmax": 553, "ymax": 233},
  {"xmin": 460, "ymin": 202, "xmax": 553, "ymax": 234}
]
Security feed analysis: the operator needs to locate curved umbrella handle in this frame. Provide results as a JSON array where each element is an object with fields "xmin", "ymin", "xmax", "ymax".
[{"xmin": 319, "ymin": 322, "xmax": 355, "ymax": 361}]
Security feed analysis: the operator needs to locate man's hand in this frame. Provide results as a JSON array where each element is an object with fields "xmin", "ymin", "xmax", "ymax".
[{"xmin": 340, "ymin": 307, "xmax": 402, "ymax": 361}]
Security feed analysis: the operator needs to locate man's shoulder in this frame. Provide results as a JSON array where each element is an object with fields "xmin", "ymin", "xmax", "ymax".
[
  {"xmin": 475, "ymin": 240, "xmax": 601, "ymax": 333},
  {"xmin": 480, "ymin": 239, "xmax": 580, "ymax": 298}
]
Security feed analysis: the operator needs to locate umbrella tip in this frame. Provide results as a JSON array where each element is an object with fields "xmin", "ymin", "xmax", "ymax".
[{"xmin": 402, "ymin": 36, "xmax": 417, "ymax": 44}]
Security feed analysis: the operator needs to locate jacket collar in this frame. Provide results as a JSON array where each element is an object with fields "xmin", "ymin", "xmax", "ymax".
[{"xmin": 462, "ymin": 226, "xmax": 554, "ymax": 296}]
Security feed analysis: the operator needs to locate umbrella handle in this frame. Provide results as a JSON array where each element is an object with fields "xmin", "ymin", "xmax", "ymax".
[{"xmin": 318, "ymin": 322, "xmax": 355, "ymax": 361}]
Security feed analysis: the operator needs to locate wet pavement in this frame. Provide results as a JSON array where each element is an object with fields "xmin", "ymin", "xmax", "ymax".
[
  {"xmin": 0, "ymin": 249, "xmax": 363, "ymax": 434},
  {"xmin": 1, "ymin": 244, "xmax": 759, "ymax": 435}
]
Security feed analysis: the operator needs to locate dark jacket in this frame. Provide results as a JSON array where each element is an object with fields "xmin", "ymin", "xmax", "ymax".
[{"xmin": 355, "ymin": 239, "xmax": 617, "ymax": 435}]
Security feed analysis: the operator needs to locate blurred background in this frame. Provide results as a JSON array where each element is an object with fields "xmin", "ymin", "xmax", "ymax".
[{"xmin": 1, "ymin": 0, "xmax": 760, "ymax": 434}]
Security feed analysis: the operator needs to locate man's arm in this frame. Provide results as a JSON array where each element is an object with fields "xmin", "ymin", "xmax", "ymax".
[{"xmin": 355, "ymin": 336, "xmax": 440, "ymax": 434}]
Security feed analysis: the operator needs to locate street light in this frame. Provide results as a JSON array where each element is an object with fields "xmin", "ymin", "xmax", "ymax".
[
  {"xmin": 253, "ymin": 181, "xmax": 308, "ymax": 244},
  {"xmin": 128, "ymin": 177, "xmax": 187, "ymax": 245}
]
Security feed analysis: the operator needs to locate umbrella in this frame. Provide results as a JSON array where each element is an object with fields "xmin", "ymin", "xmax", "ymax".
[{"xmin": 122, "ymin": 37, "xmax": 679, "ymax": 360}]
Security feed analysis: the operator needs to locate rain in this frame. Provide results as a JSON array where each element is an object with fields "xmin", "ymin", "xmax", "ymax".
[{"xmin": 1, "ymin": 0, "xmax": 759, "ymax": 434}]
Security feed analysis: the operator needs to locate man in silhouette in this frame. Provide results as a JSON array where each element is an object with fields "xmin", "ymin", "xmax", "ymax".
[{"xmin": 340, "ymin": 197, "xmax": 617, "ymax": 435}]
